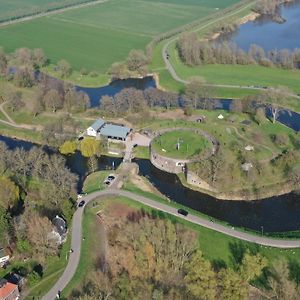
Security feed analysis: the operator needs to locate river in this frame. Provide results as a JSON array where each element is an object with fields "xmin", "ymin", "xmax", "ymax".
[{"xmin": 1, "ymin": 134, "xmax": 300, "ymax": 233}]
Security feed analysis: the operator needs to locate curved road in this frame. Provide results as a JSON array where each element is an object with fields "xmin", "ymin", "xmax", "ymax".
[
  {"xmin": 161, "ymin": 2, "xmax": 300, "ymax": 100},
  {"xmin": 43, "ymin": 188, "xmax": 300, "ymax": 300}
]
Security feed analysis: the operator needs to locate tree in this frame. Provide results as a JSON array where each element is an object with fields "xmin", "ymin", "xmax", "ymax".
[
  {"xmin": 254, "ymin": 107, "xmax": 266, "ymax": 125},
  {"xmin": 57, "ymin": 59, "xmax": 72, "ymax": 78},
  {"xmin": 185, "ymin": 76, "xmax": 211, "ymax": 109},
  {"xmin": 14, "ymin": 66, "xmax": 35, "ymax": 87},
  {"xmin": 80, "ymin": 138, "xmax": 101, "ymax": 173},
  {"xmin": 268, "ymin": 260, "xmax": 300, "ymax": 300},
  {"xmin": 6, "ymin": 91, "xmax": 24, "ymax": 112},
  {"xmin": 262, "ymin": 87, "xmax": 290, "ymax": 123},
  {"xmin": 33, "ymin": 48, "xmax": 47, "ymax": 67},
  {"xmin": 44, "ymin": 89, "xmax": 62, "ymax": 112},
  {"xmin": 184, "ymin": 250, "xmax": 217, "ymax": 300},
  {"xmin": 126, "ymin": 49, "xmax": 148, "ymax": 75},
  {"xmin": 240, "ymin": 251, "xmax": 267, "ymax": 282},
  {"xmin": 0, "ymin": 176, "xmax": 19, "ymax": 210},
  {"xmin": 15, "ymin": 47, "xmax": 32, "ymax": 65},
  {"xmin": 31, "ymin": 89, "xmax": 45, "ymax": 117},
  {"xmin": 26, "ymin": 212, "xmax": 57, "ymax": 262},
  {"xmin": 0, "ymin": 48, "xmax": 7, "ymax": 76},
  {"xmin": 59, "ymin": 140, "xmax": 77, "ymax": 155},
  {"xmin": 218, "ymin": 268, "xmax": 248, "ymax": 300}
]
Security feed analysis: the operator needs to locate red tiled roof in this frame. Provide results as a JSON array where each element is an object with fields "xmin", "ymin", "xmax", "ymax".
[{"xmin": 0, "ymin": 282, "xmax": 18, "ymax": 299}]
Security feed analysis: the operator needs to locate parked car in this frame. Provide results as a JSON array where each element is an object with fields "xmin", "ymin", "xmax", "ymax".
[
  {"xmin": 78, "ymin": 200, "xmax": 85, "ymax": 207},
  {"xmin": 177, "ymin": 208, "xmax": 188, "ymax": 216},
  {"xmin": 133, "ymin": 144, "xmax": 138, "ymax": 148},
  {"xmin": 104, "ymin": 174, "xmax": 116, "ymax": 186}
]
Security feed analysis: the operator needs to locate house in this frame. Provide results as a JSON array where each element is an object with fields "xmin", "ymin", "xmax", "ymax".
[
  {"xmin": 0, "ymin": 279, "xmax": 19, "ymax": 300},
  {"xmin": 0, "ymin": 248, "xmax": 9, "ymax": 268},
  {"xmin": 100, "ymin": 124, "xmax": 132, "ymax": 141},
  {"xmin": 86, "ymin": 119, "xmax": 132, "ymax": 141},
  {"xmin": 87, "ymin": 119, "xmax": 105, "ymax": 137},
  {"xmin": 4, "ymin": 273, "xmax": 25, "ymax": 291},
  {"xmin": 50, "ymin": 216, "xmax": 68, "ymax": 245}
]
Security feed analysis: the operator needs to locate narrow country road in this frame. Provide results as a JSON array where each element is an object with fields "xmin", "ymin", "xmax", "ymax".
[
  {"xmin": 0, "ymin": 0, "xmax": 107, "ymax": 28},
  {"xmin": 161, "ymin": 1, "xmax": 300, "ymax": 100},
  {"xmin": 43, "ymin": 188, "xmax": 300, "ymax": 300}
]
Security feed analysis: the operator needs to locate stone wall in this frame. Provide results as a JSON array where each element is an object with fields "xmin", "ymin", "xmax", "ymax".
[
  {"xmin": 186, "ymin": 170, "xmax": 216, "ymax": 192},
  {"xmin": 150, "ymin": 146, "xmax": 189, "ymax": 174}
]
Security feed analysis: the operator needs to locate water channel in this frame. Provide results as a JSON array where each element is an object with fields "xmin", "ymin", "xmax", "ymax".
[{"xmin": 1, "ymin": 134, "xmax": 300, "ymax": 233}]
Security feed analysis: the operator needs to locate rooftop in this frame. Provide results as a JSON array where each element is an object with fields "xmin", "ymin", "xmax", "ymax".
[
  {"xmin": 100, "ymin": 124, "xmax": 131, "ymax": 139},
  {"xmin": 90, "ymin": 119, "xmax": 105, "ymax": 131},
  {"xmin": 0, "ymin": 280, "xmax": 18, "ymax": 298},
  {"xmin": 52, "ymin": 216, "xmax": 67, "ymax": 236}
]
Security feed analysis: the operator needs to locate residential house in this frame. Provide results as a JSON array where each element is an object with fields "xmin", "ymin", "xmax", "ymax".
[
  {"xmin": 86, "ymin": 119, "xmax": 105, "ymax": 137},
  {"xmin": 50, "ymin": 216, "xmax": 68, "ymax": 245},
  {"xmin": 0, "ymin": 279, "xmax": 19, "ymax": 300}
]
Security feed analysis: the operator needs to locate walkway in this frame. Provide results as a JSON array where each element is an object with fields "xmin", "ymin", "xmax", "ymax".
[{"xmin": 43, "ymin": 188, "xmax": 300, "ymax": 300}]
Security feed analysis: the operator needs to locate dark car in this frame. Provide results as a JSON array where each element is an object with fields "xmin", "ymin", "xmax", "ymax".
[
  {"xmin": 133, "ymin": 144, "xmax": 138, "ymax": 148},
  {"xmin": 107, "ymin": 175, "xmax": 115, "ymax": 181},
  {"xmin": 78, "ymin": 200, "xmax": 85, "ymax": 207},
  {"xmin": 78, "ymin": 136, "xmax": 84, "ymax": 141},
  {"xmin": 177, "ymin": 208, "xmax": 188, "ymax": 216}
]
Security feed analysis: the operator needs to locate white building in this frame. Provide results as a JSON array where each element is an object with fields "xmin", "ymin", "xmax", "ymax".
[{"xmin": 87, "ymin": 119, "xmax": 105, "ymax": 137}]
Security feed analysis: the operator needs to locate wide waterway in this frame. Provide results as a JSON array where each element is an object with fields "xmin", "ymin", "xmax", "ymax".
[
  {"xmin": 226, "ymin": 0, "xmax": 300, "ymax": 51},
  {"xmin": 1, "ymin": 134, "xmax": 300, "ymax": 233}
]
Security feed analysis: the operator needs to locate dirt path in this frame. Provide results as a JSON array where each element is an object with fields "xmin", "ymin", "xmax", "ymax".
[
  {"xmin": 230, "ymin": 125, "xmax": 279, "ymax": 163},
  {"xmin": 0, "ymin": 0, "xmax": 107, "ymax": 28}
]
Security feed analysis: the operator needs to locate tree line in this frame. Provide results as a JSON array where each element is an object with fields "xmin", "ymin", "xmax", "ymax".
[{"xmin": 177, "ymin": 32, "xmax": 300, "ymax": 69}]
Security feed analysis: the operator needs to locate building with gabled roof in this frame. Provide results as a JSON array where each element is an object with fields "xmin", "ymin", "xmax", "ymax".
[
  {"xmin": 87, "ymin": 119, "xmax": 105, "ymax": 137},
  {"xmin": 0, "ymin": 279, "xmax": 19, "ymax": 300}
]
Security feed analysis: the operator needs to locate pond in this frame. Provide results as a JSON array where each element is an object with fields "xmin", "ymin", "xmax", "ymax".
[
  {"xmin": 76, "ymin": 76, "xmax": 156, "ymax": 107},
  {"xmin": 225, "ymin": 0, "xmax": 300, "ymax": 52},
  {"xmin": 1, "ymin": 134, "xmax": 300, "ymax": 234}
]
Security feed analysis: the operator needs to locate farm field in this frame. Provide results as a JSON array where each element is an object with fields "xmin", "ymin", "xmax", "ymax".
[
  {"xmin": 0, "ymin": 0, "xmax": 240, "ymax": 74},
  {"xmin": 0, "ymin": 0, "xmax": 95, "ymax": 22}
]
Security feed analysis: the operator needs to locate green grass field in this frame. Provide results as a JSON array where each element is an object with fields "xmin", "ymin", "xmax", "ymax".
[
  {"xmin": 0, "ymin": 0, "xmax": 240, "ymax": 75},
  {"xmin": 152, "ymin": 130, "xmax": 210, "ymax": 159},
  {"xmin": 0, "ymin": 0, "xmax": 95, "ymax": 22}
]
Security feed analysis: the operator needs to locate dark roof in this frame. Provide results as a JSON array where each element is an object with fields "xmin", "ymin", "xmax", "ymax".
[
  {"xmin": 52, "ymin": 216, "xmax": 67, "ymax": 236},
  {"xmin": 4, "ymin": 273, "xmax": 24, "ymax": 285},
  {"xmin": 90, "ymin": 119, "xmax": 105, "ymax": 131},
  {"xmin": 241, "ymin": 120, "xmax": 252, "ymax": 126},
  {"xmin": 100, "ymin": 124, "xmax": 131, "ymax": 139}
]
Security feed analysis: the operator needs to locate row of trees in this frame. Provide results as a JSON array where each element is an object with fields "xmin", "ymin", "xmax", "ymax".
[
  {"xmin": 177, "ymin": 33, "xmax": 300, "ymax": 69},
  {"xmin": 71, "ymin": 208, "xmax": 300, "ymax": 300}
]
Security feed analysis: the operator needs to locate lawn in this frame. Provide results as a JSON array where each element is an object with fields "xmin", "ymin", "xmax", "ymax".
[
  {"xmin": 82, "ymin": 170, "xmax": 111, "ymax": 193},
  {"xmin": 0, "ymin": 0, "xmax": 240, "ymax": 77},
  {"xmin": 152, "ymin": 130, "xmax": 211, "ymax": 159}
]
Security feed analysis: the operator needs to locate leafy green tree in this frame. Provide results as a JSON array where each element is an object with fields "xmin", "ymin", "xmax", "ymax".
[
  {"xmin": 0, "ymin": 176, "xmax": 19, "ymax": 210},
  {"xmin": 240, "ymin": 251, "xmax": 267, "ymax": 282},
  {"xmin": 218, "ymin": 268, "xmax": 248, "ymax": 300},
  {"xmin": 59, "ymin": 140, "xmax": 77, "ymax": 155},
  {"xmin": 80, "ymin": 138, "xmax": 101, "ymax": 173},
  {"xmin": 184, "ymin": 250, "xmax": 217, "ymax": 300}
]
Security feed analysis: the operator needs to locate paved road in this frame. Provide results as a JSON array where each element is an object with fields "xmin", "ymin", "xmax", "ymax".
[
  {"xmin": 43, "ymin": 188, "xmax": 300, "ymax": 300},
  {"xmin": 161, "ymin": 1, "xmax": 300, "ymax": 100}
]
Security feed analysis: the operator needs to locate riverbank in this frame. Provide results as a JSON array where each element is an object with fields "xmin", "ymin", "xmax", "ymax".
[{"xmin": 179, "ymin": 173, "xmax": 299, "ymax": 201}]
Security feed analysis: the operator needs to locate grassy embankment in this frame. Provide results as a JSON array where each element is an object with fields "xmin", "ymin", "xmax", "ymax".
[
  {"xmin": 0, "ymin": 0, "xmax": 239, "ymax": 86},
  {"xmin": 63, "ymin": 196, "xmax": 300, "ymax": 296},
  {"xmin": 141, "ymin": 109, "xmax": 300, "ymax": 195},
  {"xmin": 152, "ymin": 130, "xmax": 211, "ymax": 159}
]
